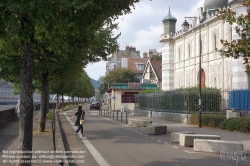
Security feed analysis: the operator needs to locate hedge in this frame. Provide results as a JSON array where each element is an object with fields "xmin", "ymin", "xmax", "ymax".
[
  {"xmin": 189, "ymin": 114, "xmax": 226, "ymax": 127},
  {"xmin": 136, "ymin": 87, "xmax": 222, "ymax": 112},
  {"xmin": 219, "ymin": 118, "xmax": 250, "ymax": 133}
]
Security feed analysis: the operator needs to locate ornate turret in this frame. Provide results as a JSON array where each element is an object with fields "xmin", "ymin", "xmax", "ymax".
[{"xmin": 162, "ymin": 7, "xmax": 177, "ymax": 35}]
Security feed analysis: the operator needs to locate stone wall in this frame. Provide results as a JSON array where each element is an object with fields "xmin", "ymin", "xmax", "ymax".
[
  {"xmin": 0, "ymin": 108, "xmax": 17, "ymax": 128},
  {"xmin": 133, "ymin": 109, "xmax": 191, "ymax": 123}
]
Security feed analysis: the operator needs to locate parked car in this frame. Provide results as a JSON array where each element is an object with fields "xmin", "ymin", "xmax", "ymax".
[{"xmin": 90, "ymin": 100, "xmax": 102, "ymax": 110}]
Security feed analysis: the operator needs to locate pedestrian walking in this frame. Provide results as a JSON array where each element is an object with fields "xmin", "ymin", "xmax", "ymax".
[
  {"xmin": 70, "ymin": 106, "xmax": 85, "ymax": 137},
  {"xmin": 15, "ymin": 99, "xmax": 20, "ymax": 120}
]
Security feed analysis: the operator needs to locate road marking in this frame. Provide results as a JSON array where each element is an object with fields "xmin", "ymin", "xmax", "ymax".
[
  {"xmin": 150, "ymin": 137, "xmax": 155, "ymax": 140},
  {"xmin": 144, "ymin": 135, "xmax": 148, "ymax": 137},
  {"xmin": 172, "ymin": 146, "xmax": 179, "ymax": 149},
  {"xmin": 164, "ymin": 143, "xmax": 169, "ymax": 145},
  {"xmin": 157, "ymin": 140, "xmax": 162, "ymax": 143},
  {"xmin": 134, "ymin": 131, "xmax": 138, "ymax": 133},
  {"xmin": 139, "ymin": 133, "xmax": 142, "ymax": 135},
  {"xmin": 64, "ymin": 112, "xmax": 110, "ymax": 166},
  {"xmin": 183, "ymin": 150, "xmax": 199, "ymax": 154}
]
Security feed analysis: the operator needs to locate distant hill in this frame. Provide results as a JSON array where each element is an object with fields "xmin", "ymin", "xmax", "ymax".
[{"xmin": 90, "ymin": 78, "xmax": 101, "ymax": 90}]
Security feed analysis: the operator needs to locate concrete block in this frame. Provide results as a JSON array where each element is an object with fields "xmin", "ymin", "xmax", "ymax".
[
  {"xmin": 226, "ymin": 110, "xmax": 240, "ymax": 118},
  {"xmin": 179, "ymin": 134, "xmax": 221, "ymax": 147},
  {"xmin": 147, "ymin": 124, "xmax": 167, "ymax": 135},
  {"xmin": 171, "ymin": 131, "xmax": 195, "ymax": 143},
  {"xmin": 128, "ymin": 119, "xmax": 152, "ymax": 127},
  {"xmin": 194, "ymin": 139, "xmax": 244, "ymax": 153}
]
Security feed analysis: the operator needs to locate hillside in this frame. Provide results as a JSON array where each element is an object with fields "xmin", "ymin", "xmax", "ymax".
[{"xmin": 90, "ymin": 78, "xmax": 101, "ymax": 90}]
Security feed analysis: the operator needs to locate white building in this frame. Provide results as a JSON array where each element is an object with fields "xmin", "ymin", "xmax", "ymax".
[{"xmin": 160, "ymin": 0, "xmax": 250, "ymax": 91}]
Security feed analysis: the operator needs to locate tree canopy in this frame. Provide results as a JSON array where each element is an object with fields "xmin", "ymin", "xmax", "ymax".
[
  {"xmin": 0, "ymin": 0, "xmax": 143, "ymax": 164},
  {"xmin": 216, "ymin": 0, "xmax": 250, "ymax": 75},
  {"xmin": 99, "ymin": 68, "xmax": 139, "ymax": 95}
]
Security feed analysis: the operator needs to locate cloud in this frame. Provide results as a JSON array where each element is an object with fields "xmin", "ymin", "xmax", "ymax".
[{"xmin": 86, "ymin": 0, "xmax": 205, "ymax": 80}]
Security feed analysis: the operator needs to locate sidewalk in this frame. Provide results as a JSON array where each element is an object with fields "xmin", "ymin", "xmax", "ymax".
[
  {"xmin": 0, "ymin": 109, "xmax": 68, "ymax": 166},
  {"xmin": 1, "ymin": 105, "xmax": 249, "ymax": 166},
  {"xmin": 99, "ymin": 105, "xmax": 250, "ymax": 153}
]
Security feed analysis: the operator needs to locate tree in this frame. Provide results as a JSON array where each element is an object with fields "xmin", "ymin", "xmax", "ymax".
[
  {"xmin": 216, "ymin": 0, "xmax": 250, "ymax": 75},
  {"xmin": 1, "ymin": 0, "xmax": 142, "ymax": 165},
  {"xmin": 99, "ymin": 68, "xmax": 139, "ymax": 95}
]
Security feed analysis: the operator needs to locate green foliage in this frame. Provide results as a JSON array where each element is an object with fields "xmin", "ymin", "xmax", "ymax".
[
  {"xmin": 136, "ymin": 87, "xmax": 221, "ymax": 112},
  {"xmin": 154, "ymin": 55, "xmax": 162, "ymax": 60},
  {"xmin": 180, "ymin": 87, "xmax": 221, "ymax": 112},
  {"xmin": 189, "ymin": 114, "xmax": 226, "ymax": 127},
  {"xmin": 99, "ymin": 68, "xmax": 139, "ymax": 95},
  {"xmin": 139, "ymin": 89, "xmax": 162, "ymax": 94},
  {"xmin": 216, "ymin": 1, "xmax": 250, "ymax": 75},
  {"xmin": 46, "ymin": 110, "xmax": 54, "ymax": 120},
  {"xmin": 219, "ymin": 118, "xmax": 250, "ymax": 133}
]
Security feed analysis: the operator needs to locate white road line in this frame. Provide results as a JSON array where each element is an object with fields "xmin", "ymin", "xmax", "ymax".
[
  {"xmin": 183, "ymin": 150, "xmax": 199, "ymax": 154},
  {"xmin": 172, "ymin": 146, "xmax": 179, "ymax": 149},
  {"xmin": 134, "ymin": 131, "xmax": 138, "ymax": 133},
  {"xmin": 157, "ymin": 140, "xmax": 162, "ymax": 143},
  {"xmin": 144, "ymin": 135, "xmax": 148, "ymax": 137},
  {"xmin": 139, "ymin": 133, "xmax": 142, "ymax": 135},
  {"xmin": 64, "ymin": 112, "xmax": 110, "ymax": 166},
  {"xmin": 150, "ymin": 137, "xmax": 155, "ymax": 139},
  {"xmin": 164, "ymin": 143, "xmax": 169, "ymax": 145}
]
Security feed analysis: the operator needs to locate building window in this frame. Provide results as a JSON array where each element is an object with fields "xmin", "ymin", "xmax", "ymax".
[
  {"xmin": 178, "ymin": 48, "xmax": 181, "ymax": 61},
  {"xmin": 137, "ymin": 64, "xmax": 145, "ymax": 71},
  {"xmin": 214, "ymin": 34, "xmax": 217, "ymax": 50},
  {"xmin": 122, "ymin": 92, "xmax": 139, "ymax": 103},
  {"xmin": 188, "ymin": 44, "xmax": 191, "ymax": 58}
]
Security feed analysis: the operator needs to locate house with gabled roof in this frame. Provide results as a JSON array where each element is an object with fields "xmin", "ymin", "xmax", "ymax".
[
  {"xmin": 122, "ymin": 57, "xmax": 148, "ymax": 79},
  {"xmin": 142, "ymin": 59, "xmax": 162, "ymax": 90}
]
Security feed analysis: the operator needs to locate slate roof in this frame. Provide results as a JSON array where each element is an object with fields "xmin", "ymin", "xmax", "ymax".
[
  {"xmin": 149, "ymin": 59, "xmax": 162, "ymax": 80},
  {"xmin": 127, "ymin": 57, "xmax": 148, "ymax": 73}
]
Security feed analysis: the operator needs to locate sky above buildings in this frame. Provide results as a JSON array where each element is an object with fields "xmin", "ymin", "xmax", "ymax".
[{"xmin": 85, "ymin": 0, "xmax": 204, "ymax": 81}]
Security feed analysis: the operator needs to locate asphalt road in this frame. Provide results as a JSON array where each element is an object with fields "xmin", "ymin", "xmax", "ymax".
[{"xmin": 58, "ymin": 105, "xmax": 250, "ymax": 166}]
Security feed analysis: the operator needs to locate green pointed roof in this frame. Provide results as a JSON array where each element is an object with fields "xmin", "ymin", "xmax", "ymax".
[{"xmin": 163, "ymin": 7, "xmax": 177, "ymax": 22}]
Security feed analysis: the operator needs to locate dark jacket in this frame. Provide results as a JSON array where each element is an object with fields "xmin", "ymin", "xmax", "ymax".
[{"xmin": 74, "ymin": 110, "xmax": 85, "ymax": 126}]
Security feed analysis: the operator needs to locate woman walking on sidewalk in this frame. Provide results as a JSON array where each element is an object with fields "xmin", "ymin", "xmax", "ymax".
[{"xmin": 70, "ymin": 106, "xmax": 85, "ymax": 137}]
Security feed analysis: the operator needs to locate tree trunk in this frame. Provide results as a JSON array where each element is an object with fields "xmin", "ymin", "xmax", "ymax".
[
  {"xmin": 56, "ymin": 93, "xmax": 59, "ymax": 109},
  {"xmin": 18, "ymin": 13, "xmax": 34, "ymax": 166},
  {"xmin": 39, "ymin": 71, "xmax": 49, "ymax": 132},
  {"xmin": 62, "ymin": 94, "xmax": 65, "ymax": 108}
]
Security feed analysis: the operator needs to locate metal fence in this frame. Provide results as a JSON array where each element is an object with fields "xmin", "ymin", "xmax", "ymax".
[
  {"xmin": 135, "ymin": 90, "xmax": 229, "ymax": 113},
  {"xmin": 229, "ymin": 89, "xmax": 250, "ymax": 110}
]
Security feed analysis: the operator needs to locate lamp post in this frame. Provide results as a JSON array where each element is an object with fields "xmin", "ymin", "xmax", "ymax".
[
  {"xmin": 113, "ymin": 65, "xmax": 116, "ymax": 111},
  {"xmin": 185, "ymin": 15, "xmax": 203, "ymax": 128}
]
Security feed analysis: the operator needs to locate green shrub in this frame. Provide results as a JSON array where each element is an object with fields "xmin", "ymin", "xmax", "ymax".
[
  {"xmin": 219, "ymin": 118, "xmax": 250, "ymax": 133},
  {"xmin": 46, "ymin": 110, "xmax": 54, "ymax": 120},
  {"xmin": 189, "ymin": 113, "xmax": 226, "ymax": 127}
]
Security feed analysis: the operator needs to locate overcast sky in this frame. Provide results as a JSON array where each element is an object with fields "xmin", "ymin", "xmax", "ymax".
[{"xmin": 85, "ymin": 0, "xmax": 204, "ymax": 81}]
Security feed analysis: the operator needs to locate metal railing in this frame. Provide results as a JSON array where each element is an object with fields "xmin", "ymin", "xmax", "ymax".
[
  {"xmin": 135, "ymin": 90, "xmax": 229, "ymax": 113},
  {"xmin": 99, "ymin": 108, "xmax": 129, "ymax": 124}
]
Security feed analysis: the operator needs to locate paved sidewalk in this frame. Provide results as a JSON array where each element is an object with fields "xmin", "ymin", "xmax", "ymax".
[
  {"xmin": 0, "ymin": 109, "xmax": 68, "ymax": 166},
  {"xmin": 1, "ymin": 104, "xmax": 249, "ymax": 166},
  {"xmin": 98, "ymin": 105, "xmax": 250, "ymax": 153}
]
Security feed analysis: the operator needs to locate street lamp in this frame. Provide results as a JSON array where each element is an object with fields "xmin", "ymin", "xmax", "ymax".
[
  {"xmin": 113, "ymin": 64, "xmax": 116, "ymax": 111},
  {"xmin": 185, "ymin": 9, "xmax": 216, "ymax": 128},
  {"xmin": 185, "ymin": 15, "xmax": 203, "ymax": 128}
]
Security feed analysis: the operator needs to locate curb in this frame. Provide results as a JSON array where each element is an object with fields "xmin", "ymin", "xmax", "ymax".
[{"xmin": 55, "ymin": 112, "xmax": 69, "ymax": 166}]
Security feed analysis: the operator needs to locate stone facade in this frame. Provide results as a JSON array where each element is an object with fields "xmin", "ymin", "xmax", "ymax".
[{"xmin": 160, "ymin": 0, "xmax": 250, "ymax": 91}]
